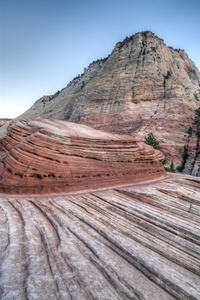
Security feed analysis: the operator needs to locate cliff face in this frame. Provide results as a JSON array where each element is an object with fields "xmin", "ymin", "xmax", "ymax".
[
  {"xmin": 20, "ymin": 31, "xmax": 200, "ymax": 173},
  {"xmin": 0, "ymin": 119, "xmax": 166, "ymax": 194}
]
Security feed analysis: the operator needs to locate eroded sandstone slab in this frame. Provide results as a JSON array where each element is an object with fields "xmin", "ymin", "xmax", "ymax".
[
  {"xmin": 0, "ymin": 174, "xmax": 200, "ymax": 299},
  {"xmin": 0, "ymin": 118, "xmax": 166, "ymax": 194}
]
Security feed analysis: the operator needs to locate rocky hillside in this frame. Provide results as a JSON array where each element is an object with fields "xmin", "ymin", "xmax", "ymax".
[{"xmin": 20, "ymin": 31, "xmax": 200, "ymax": 174}]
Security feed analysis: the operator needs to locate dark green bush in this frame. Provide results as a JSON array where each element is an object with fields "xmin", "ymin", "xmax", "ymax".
[
  {"xmin": 165, "ymin": 161, "xmax": 175, "ymax": 172},
  {"xmin": 187, "ymin": 126, "xmax": 193, "ymax": 136},
  {"xmin": 183, "ymin": 145, "xmax": 189, "ymax": 163},
  {"xmin": 176, "ymin": 165, "xmax": 184, "ymax": 172},
  {"xmin": 144, "ymin": 132, "xmax": 162, "ymax": 150}
]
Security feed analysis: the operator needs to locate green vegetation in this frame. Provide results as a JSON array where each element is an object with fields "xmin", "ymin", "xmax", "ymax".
[
  {"xmin": 163, "ymin": 70, "xmax": 171, "ymax": 86},
  {"xmin": 165, "ymin": 160, "xmax": 175, "ymax": 172},
  {"xmin": 144, "ymin": 132, "xmax": 162, "ymax": 150},
  {"xmin": 144, "ymin": 133, "xmax": 170, "ymax": 167},
  {"xmin": 177, "ymin": 107, "xmax": 200, "ymax": 173},
  {"xmin": 183, "ymin": 145, "xmax": 189, "ymax": 163},
  {"xmin": 176, "ymin": 165, "xmax": 184, "ymax": 172},
  {"xmin": 176, "ymin": 144, "xmax": 189, "ymax": 173},
  {"xmin": 195, "ymin": 107, "xmax": 200, "ymax": 137},
  {"xmin": 194, "ymin": 93, "xmax": 199, "ymax": 101},
  {"xmin": 187, "ymin": 126, "xmax": 193, "ymax": 136},
  {"xmin": 165, "ymin": 70, "xmax": 171, "ymax": 80},
  {"xmin": 91, "ymin": 57, "xmax": 108, "ymax": 64},
  {"xmin": 144, "ymin": 133, "xmax": 170, "ymax": 166},
  {"xmin": 195, "ymin": 107, "xmax": 200, "ymax": 118},
  {"xmin": 81, "ymin": 81, "xmax": 85, "ymax": 89}
]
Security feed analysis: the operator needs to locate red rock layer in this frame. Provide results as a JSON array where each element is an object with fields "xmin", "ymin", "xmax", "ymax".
[{"xmin": 0, "ymin": 119, "xmax": 167, "ymax": 194}]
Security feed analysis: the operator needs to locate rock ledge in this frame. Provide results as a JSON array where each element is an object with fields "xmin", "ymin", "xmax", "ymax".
[{"xmin": 0, "ymin": 118, "xmax": 166, "ymax": 194}]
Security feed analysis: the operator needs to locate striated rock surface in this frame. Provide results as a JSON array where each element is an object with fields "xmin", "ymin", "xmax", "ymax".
[
  {"xmin": 19, "ymin": 31, "xmax": 200, "ymax": 170},
  {"xmin": 0, "ymin": 119, "xmax": 12, "ymax": 127},
  {"xmin": 0, "ymin": 118, "xmax": 166, "ymax": 194},
  {"xmin": 0, "ymin": 173, "xmax": 200, "ymax": 299}
]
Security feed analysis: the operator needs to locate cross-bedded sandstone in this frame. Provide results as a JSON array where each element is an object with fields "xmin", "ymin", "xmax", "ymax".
[
  {"xmin": 0, "ymin": 118, "xmax": 166, "ymax": 194},
  {"xmin": 19, "ymin": 31, "xmax": 200, "ymax": 169},
  {"xmin": 0, "ymin": 174, "xmax": 200, "ymax": 299}
]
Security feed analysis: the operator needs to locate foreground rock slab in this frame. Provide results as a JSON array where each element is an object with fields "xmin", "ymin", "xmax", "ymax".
[
  {"xmin": 0, "ymin": 118, "xmax": 166, "ymax": 194},
  {"xmin": 0, "ymin": 174, "xmax": 200, "ymax": 299}
]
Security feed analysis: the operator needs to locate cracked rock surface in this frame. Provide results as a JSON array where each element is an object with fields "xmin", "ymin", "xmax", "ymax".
[{"xmin": 0, "ymin": 174, "xmax": 200, "ymax": 299}]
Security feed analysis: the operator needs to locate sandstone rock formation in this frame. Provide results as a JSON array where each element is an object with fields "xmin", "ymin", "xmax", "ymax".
[
  {"xmin": 19, "ymin": 31, "xmax": 200, "ymax": 172},
  {"xmin": 0, "ymin": 119, "xmax": 12, "ymax": 127},
  {"xmin": 0, "ymin": 173, "xmax": 200, "ymax": 299},
  {"xmin": 0, "ymin": 118, "xmax": 166, "ymax": 194}
]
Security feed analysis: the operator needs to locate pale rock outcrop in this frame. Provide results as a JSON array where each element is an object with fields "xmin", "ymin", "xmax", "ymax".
[
  {"xmin": 19, "ymin": 31, "xmax": 200, "ymax": 171},
  {"xmin": 0, "ymin": 173, "xmax": 200, "ymax": 299}
]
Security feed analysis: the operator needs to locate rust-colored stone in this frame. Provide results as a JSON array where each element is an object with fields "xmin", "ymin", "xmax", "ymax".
[{"xmin": 0, "ymin": 118, "xmax": 167, "ymax": 194}]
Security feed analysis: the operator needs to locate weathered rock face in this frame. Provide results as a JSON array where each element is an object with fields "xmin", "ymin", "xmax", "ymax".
[
  {"xmin": 0, "ymin": 173, "xmax": 200, "ymax": 299},
  {"xmin": 0, "ymin": 118, "xmax": 166, "ymax": 194},
  {"xmin": 0, "ymin": 119, "xmax": 12, "ymax": 127},
  {"xmin": 20, "ymin": 31, "xmax": 200, "ymax": 171}
]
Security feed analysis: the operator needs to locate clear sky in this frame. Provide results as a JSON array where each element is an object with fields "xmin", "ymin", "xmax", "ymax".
[{"xmin": 0, "ymin": 0, "xmax": 200, "ymax": 118}]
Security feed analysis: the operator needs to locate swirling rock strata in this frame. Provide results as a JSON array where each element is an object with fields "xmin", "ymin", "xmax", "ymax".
[
  {"xmin": 0, "ymin": 174, "xmax": 200, "ymax": 299},
  {"xmin": 20, "ymin": 31, "xmax": 200, "ymax": 168},
  {"xmin": 0, "ymin": 118, "xmax": 166, "ymax": 194}
]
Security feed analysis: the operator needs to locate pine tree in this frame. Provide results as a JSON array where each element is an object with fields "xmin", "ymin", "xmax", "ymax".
[
  {"xmin": 183, "ymin": 145, "xmax": 189, "ymax": 163},
  {"xmin": 144, "ymin": 133, "xmax": 162, "ymax": 150},
  {"xmin": 170, "ymin": 160, "xmax": 175, "ymax": 172}
]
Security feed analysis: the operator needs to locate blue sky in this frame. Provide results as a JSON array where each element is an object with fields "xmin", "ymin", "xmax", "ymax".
[{"xmin": 0, "ymin": 0, "xmax": 200, "ymax": 118}]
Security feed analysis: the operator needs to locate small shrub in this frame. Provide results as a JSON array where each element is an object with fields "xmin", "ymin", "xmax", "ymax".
[
  {"xmin": 170, "ymin": 160, "xmax": 175, "ymax": 172},
  {"xmin": 177, "ymin": 145, "xmax": 190, "ymax": 173},
  {"xmin": 195, "ymin": 107, "xmax": 200, "ymax": 118},
  {"xmin": 164, "ymin": 167, "xmax": 171, "ymax": 172},
  {"xmin": 176, "ymin": 165, "xmax": 184, "ymax": 172},
  {"xmin": 165, "ymin": 160, "xmax": 175, "ymax": 172},
  {"xmin": 163, "ymin": 71, "xmax": 171, "ymax": 85},
  {"xmin": 183, "ymin": 145, "xmax": 189, "ymax": 163},
  {"xmin": 194, "ymin": 93, "xmax": 199, "ymax": 101},
  {"xmin": 144, "ymin": 132, "xmax": 162, "ymax": 150},
  {"xmin": 187, "ymin": 126, "xmax": 193, "ymax": 136}
]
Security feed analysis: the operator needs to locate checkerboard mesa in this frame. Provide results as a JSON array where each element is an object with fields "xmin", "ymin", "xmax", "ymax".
[
  {"xmin": 19, "ymin": 31, "xmax": 200, "ymax": 170},
  {"xmin": 0, "ymin": 118, "xmax": 167, "ymax": 194}
]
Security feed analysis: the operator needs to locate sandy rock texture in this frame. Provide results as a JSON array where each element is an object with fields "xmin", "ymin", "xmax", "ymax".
[
  {"xmin": 20, "ymin": 31, "xmax": 200, "ymax": 170},
  {"xmin": 0, "ymin": 120, "xmax": 12, "ymax": 127},
  {"xmin": 0, "ymin": 173, "xmax": 200, "ymax": 299},
  {"xmin": 0, "ymin": 118, "xmax": 166, "ymax": 194}
]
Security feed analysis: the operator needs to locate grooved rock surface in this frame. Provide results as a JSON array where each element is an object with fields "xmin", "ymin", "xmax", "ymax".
[
  {"xmin": 19, "ymin": 31, "xmax": 200, "ymax": 169},
  {"xmin": 0, "ymin": 174, "xmax": 200, "ymax": 299},
  {"xmin": 0, "ymin": 118, "xmax": 166, "ymax": 194}
]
